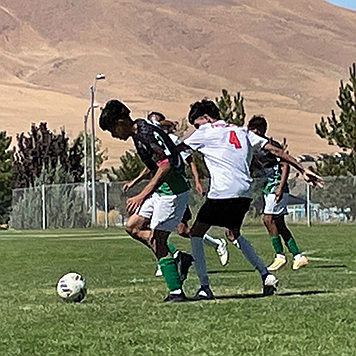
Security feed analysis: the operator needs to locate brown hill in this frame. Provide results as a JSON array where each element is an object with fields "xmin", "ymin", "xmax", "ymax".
[{"xmin": 0, "ymin": 0, "xmax": 356, "ymax": 167}]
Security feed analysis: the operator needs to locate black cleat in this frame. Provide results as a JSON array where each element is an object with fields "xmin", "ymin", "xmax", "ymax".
[
  {"xmin": 193, "ymin": 285, "xmax": 214, "ymax": 300},
  {"xmin": 262, "ymin": 273, "xmax": 279, "ymax": 296},
  {"xmin": 163, "ymin": 292, "xmax": 188, "ymax": 302},
  {"xmin": 176, "ymin": 252, "xmax": 194, "ymax": 282}
]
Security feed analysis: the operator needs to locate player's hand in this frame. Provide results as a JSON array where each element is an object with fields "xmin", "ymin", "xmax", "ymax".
[
  {"xmin": 274, "ymin": 186, "xmax": 283, "ymax": 202},
  {"xmin": 302, "ymin": 169, "xmax": 324, "ymax": 188},
  {"xmin": 195, "ymin": 181, "xmax": 206, "ymax": 196},
  {"xmin": 126, "ymin": 194, "xmax": 144, "ymax": 215},
  {"xmin": 122, "ymin": 181, "xmax": 133, "ymax": 192}
]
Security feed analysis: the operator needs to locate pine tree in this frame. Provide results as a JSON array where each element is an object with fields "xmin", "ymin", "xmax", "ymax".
[
  {"xmin": 315, "ymin": 63, "xmax": 356, "ymax": 175},
  {"xmin": 215, "ymin": 89, "xmax": 246, "ymax": 126},
  {"xmin": 107, "ymin": 150, "xmax": 145, "ymax": 181},
  {"xmin": 0, "ymin": 131, "xmax": 14, "ymax": 224}
]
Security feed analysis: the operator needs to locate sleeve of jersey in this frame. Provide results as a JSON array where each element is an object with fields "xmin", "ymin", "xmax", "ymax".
[
  {"xmin": 247, "ymin": 130, "xmax": 268, "ymax": 149},
  {"xmin": 183, "ymin": 129, "xmax": 205, "ymax": 151}
]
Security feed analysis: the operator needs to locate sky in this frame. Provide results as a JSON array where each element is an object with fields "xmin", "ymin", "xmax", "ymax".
[{"xmin": 325, "ymin": 0, "xmax": 356, "ymax": 9}]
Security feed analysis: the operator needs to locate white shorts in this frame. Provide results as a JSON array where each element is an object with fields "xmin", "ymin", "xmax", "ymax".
[
  {"xmin": 138, "ymin": 191, "xmax": 189, "ymax": 232},
  {"xmin": 264, "ymin": 192, "xmax": 288, "ymax": 215}
]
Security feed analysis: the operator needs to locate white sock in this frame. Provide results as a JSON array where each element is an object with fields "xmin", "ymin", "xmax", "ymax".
[
  {"xmin": 203, "ymin": 234, "xmax": 220, "ymax": 249},
  {"xmin": 170, "ymin": 289, "xmax": 182, "ymax": 295}
]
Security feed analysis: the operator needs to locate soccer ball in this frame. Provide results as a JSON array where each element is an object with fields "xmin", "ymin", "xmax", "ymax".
[{"xmin": 56, "ymin": 272, "xmax": 87, "ymax": 302}]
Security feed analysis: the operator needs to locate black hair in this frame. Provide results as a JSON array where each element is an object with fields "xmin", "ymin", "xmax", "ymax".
[
  {"xmin": 99, "ymin": 100, "xmax": 131, "ymax": 131},
  {"xmin": 188, "ymin": 99, "xmax": 220, "ymax": 125},
  {"xmin": 248, "ymin": 115, "xmax": 267, "ymax": 134},
  {"xmin": 147, "ymin": 111, "xmax": 166, "ymax": 122}
]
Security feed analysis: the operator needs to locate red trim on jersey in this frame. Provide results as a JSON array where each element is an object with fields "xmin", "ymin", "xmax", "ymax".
[{"xmin": 157, "ymin": 158, "xmax": 169, "ymax": 166}]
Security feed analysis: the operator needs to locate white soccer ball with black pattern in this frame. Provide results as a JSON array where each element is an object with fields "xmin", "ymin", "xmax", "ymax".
[{"xmin": 56, "ymin": 272, "xmax": 87, "ymax": 302}]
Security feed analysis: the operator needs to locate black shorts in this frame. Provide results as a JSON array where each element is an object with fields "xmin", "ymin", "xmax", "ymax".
[
  {"xmin": 181, "ymin": 205, "xmax": 192, "ymax": 224},
  {"xmin": 196, "ymin": 197, "xmax": 252, "ymax": 230}
]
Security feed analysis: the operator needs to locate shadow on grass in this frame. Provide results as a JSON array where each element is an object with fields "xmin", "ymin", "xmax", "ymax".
[
  {"xmin": 311, "ymin": 264, "xmax": 347, "ymax": 269},
  {"xmin": 208, "ymin": 264, "xmax": 347, "ymax": 275},
  {"xmin": 208, "ymin": 269, "xmax": 255, "ymax": 274},
  {"xmin": 206, "ymin": 289, "xmax": 330, "ymax": 301}
]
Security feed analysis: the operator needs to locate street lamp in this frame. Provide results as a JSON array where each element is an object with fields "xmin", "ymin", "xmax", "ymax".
[
  {"xmin": 90, "ymin": 73, "xmax": 105, "ymax": 225},
  {"xmin": 83, "ymin": 104, "xmax": 98, "ymax": 208}
]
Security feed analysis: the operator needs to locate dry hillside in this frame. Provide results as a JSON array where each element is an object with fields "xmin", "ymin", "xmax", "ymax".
[{"xmin": 0, "ymin": 0, "xmax": 356, "ymax": 167}]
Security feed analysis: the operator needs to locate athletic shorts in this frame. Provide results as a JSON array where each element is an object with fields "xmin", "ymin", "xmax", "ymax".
[
  {"xmin": 181, "ymin": 205, "xmax": 192, "ymax": 224},
  {"xmin": 196, "ymin": 197, "xmax": 252, "ymax": 230},
  {"xmin": 264, "ymin": 192, "xmax": 288, "ymax": 215},
  {"xmin": 138, "ymin": 191, "xmax": 189, "ymax": 232}
]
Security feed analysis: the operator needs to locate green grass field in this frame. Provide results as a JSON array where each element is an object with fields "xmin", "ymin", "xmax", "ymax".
[{"xmin": 1, "ymin": 224, "xmax": 356, "ymax": 356}]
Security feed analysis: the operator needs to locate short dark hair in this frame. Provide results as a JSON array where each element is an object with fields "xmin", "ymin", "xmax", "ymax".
[
  {"xmin": 160, "ymin": 120, "xmax": 177, "ymax": 134},
  {"xmin": 99, "ymin": 100, "xmax": 131, "ymax": 131},
  {"xmin": 248, "ymin": 115, "xmax": 267, "ymax": 134},
  {"xmin": 147, "ymin": 111, "xmax": 166, "ymax": 122},
  {"xmin": 188, "ymin": 99, "xmax": 220, "ymax": 125}
]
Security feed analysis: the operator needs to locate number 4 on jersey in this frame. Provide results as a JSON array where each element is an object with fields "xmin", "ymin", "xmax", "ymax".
[{"xmin": 229, "ymin": 131, "xmax": 242, "ymax": 149}]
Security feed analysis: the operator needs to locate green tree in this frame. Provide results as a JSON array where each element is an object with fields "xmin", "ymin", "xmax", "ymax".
[
  {"xmin": 107, "ymin": 150, "xmax": 145, "ymax": 181},
  {"xmin": 0, "ymin": 131, "xmax": 14, "ymax": 224},
  {"xmin": 12, "ymin": 123, "xmax": 107, "ymax": 188},
  {"xmin": 215, "ymin": 89, "xmax": 246, "ymax": 126},
  {"xmin": 315, "ymin": 63, "xmax": 356, "ymax": 175}
]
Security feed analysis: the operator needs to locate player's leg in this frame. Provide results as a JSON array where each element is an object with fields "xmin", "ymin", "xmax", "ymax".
[
  {"xmin": 224, "ymin": 198, "xmax": 278, "ymax": 296},
  {"xmin": 178, "ymin": 205, "xmax": 228, "ymax": 266},
  {"xmin": 275, "ymin": 215, "xmax": 308, "ymax": 270},
  {"xmin": 151, "ymin": 191, "xmax": 191, "ymax": 301},
  {"xmin": 125, "ymin": 213, "xmax": 152, "ymax": 248},
  {"xmin": 263, "ymin": 193, "xmax": 287, "ymax": 271},
  {"xmin": 189, "ymin": 218, "xmax": 214, "ymax": 300}
]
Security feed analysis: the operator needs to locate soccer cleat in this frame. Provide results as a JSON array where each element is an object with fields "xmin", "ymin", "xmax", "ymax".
[
  {"xmin": 292, "ymin": 255, "xmax": 308, "ymax": 270},
  {"xmin": 216, "ymin": 239, "xmax": 229, "ymax": 266},
  {"xmin": 193, "ymin": 285, "xmax": 215, "ymax": 300},
  {"xmin": 176, "ymin": 251, "xmax": 194, "ymax": 282},
  {"xmin": 267, "ymin": 255, "xmax": 287, "ymax": 271},
  {"xmin": 163, "ymin": 292, "xmax": 188, "ymax": 302},
  {"xmin": 155, "ymin": 265, "xmax": 163, "ymax": 277},
  {"xmin": 262, "ymin": 274, "xmax": 278, "ymax": 296}
]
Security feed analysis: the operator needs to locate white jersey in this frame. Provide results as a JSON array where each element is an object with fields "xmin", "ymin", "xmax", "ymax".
[{"xmin": 184, "ymin": 120, "xmax": 268, "ymax": 199}]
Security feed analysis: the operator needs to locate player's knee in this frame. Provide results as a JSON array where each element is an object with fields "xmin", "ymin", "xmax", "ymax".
[
  {"xmin": 125, "ymin": 224, "xmax": 139, "ymax": 239},
  {"xmin": 177, "ymin": 222, "xmax": 189, "ymax": 238},
  {"xmin": 263, "ymin": 214, "xmax": 273, "ymax": 228}
]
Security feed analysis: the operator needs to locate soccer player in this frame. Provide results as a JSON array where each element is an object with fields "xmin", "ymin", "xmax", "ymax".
[
  {"xmin": 247, "ymin": 115, "xmax": 308, "ymax": 271},
  {"xmin": 179, "ymin": 99, "xmax": 323, "ymax": 300},
  {"xmin": 123, "ymin": 117, "xmax": 229, "ymax": 272},
  {"xmin": 99, "ymin": 99, "xmax": 191, "ymax": 302}
]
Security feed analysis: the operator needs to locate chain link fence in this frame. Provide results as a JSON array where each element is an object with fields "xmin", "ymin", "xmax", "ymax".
[{"xmin": 10, "ymin": 176, "xmax": 356, "ymax": 229}]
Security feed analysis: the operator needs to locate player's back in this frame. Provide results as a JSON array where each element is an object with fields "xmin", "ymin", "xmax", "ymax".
[{"xmin": 185, "ymin": 120, "xmax": 266, "ymax": 199}]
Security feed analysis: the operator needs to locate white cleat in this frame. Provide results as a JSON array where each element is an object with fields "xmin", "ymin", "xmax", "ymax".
[
  {"xmin": 216, "ymin": 239, "xmax": 229, "ymax": 266},
  {"xmin": 155, "ymin": 265, "xmax": 163, "ymax": 277}
]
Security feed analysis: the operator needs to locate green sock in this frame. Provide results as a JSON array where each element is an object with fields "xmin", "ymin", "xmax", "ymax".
[
  {"xmin": 167, "ymin": 241, "xmax": 177, "ymax": 255},
  {"xmin": 270, "ymin": 235, "xmax": 284, "ymax": 255},
  {"xmin": 285, "ymin": 237, "xmax": 301, "ymax": 256},
  {"xmin": 158, "ymin": 256, "xmax": 182, "ymax": 291}
]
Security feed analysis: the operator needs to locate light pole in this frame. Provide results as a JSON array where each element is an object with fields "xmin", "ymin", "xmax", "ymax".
[
  {"xmin": 90, "ymin": 73, "xmax": 105, "ymax": 225},
  {"xmin": 83, "ymin": 104, "xmax": 99, "ymax": 208}
]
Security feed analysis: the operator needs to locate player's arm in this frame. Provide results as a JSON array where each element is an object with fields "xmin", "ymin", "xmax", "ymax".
[
  {"xmin": 264, "ymin": 143, "xmax": 324, "ymax": 188},
  {"xmin": 122, "ymin": 166, "xmax": 151, "ymax": 192},
  {"xmin": 275, "ymin": 161, "xmax": 290, "ymax": 201},
  {"xmin": 126, "ymin": 160, "xmax": 172, "ymax": 215},
  {"xmin": 185, "ymin": 155, "xmax": 205, "ymax": 196}
]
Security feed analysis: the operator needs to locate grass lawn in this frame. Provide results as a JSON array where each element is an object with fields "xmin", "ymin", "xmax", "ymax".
[{"xmin": 1, "ymin": 224, "xmax": 356, "ymax": 355}]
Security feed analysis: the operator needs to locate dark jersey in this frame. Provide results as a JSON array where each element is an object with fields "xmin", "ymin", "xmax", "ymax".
[
  {"xmin": 132, "ymin": 119, "xmax": 190, "ymax": 195},
  {"xmin": 250, "ymin": 137, "xmax": 289, "ymax": 194}
]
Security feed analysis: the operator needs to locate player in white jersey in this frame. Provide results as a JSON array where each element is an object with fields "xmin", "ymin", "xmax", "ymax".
[{"xmin": 180, "ymin": 99, "xmax": 323, "ymax": 299}]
